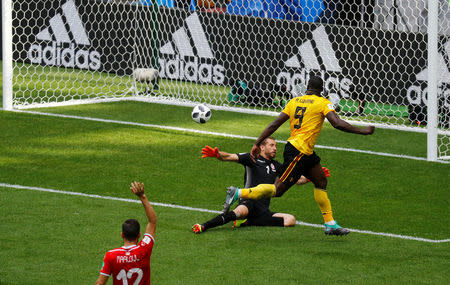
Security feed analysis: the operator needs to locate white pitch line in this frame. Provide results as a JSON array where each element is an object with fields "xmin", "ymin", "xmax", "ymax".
[
  {"xmin": 1, "ymin": 183, "xmax": 449, "ymax": 244},
  {"xmin": 11, "ymin": 110, "xmax": 450, "ymax": 164}
]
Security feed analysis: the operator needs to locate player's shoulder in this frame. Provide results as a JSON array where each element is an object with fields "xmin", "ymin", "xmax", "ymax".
[
  {"xmin": 318, "ymin": 95, "xmax": 335, "ymax": 111},
  {"xmin": 308, "ymin": 94, "xmax": 333, "ymax": 110},
  {"xmin": 139, "ymin": 233, "xmax": 155, "ymax": 247},
  {"xmin": 237, "ymin": 152, "xmax": 253, "ymax": 164},
  {"xmin": 104, "ymin": 247, "xmax": 125, "ymax": 258}
]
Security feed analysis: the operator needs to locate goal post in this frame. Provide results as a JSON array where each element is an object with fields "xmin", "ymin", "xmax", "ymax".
[
  {"xmin": 427, "ymin": 0, "xmax": 438, "ymax": 161},
  {"xmin": 2, "ymin": 0, "xmax": 13, "ymax": 111},
  {"xmin": 2, "ymin": 0, "xmax": 449, "ymax": 161}
]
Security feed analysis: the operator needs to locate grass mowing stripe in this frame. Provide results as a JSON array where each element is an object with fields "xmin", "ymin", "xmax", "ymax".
[
  {"xmin": 2, "ymin": 182, "xmax": 449, "ymax": 244},
  {"xmin": 11, "ymin": 109, "xmax": 450, "ymax": 164}
]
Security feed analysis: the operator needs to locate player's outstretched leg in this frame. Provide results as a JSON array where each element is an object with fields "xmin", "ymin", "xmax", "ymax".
[
  {"xmin": 324, "ymin": 222, "xmax": 350, "ymax": 236},
  {"xmin": 223, "ymin": 186, "xmax": 240, "ymax": 213},
  {"xmin": 191, "ymin": 223, "xmax": 204, "ymax": 234}
]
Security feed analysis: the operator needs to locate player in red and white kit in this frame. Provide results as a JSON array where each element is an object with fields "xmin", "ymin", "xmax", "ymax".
[{"xmin": 95, "ymin": 181, "xmax": 157, "ymax": 285}]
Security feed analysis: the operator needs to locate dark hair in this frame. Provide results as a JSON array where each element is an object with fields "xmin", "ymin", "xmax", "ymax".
[
  {"xmin": 261, "ymin": 136, "xmax": 275, "ymax": 146},
  {"xmin": 122, "ymin": 219, "xmax": 140, "ymax": 240},
  {"xmin": 307, "ymin": 76, "xmax": 324, "ymax": 92}
]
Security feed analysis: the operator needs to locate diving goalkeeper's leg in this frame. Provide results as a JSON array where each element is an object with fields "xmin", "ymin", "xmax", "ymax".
[
  {"xmin": 193, "ymin": 205, "xmax": 249, "ymax": 233},
  {"xmin": 191, "ymin": 211, "xmax": 237, "ymax": 234}
]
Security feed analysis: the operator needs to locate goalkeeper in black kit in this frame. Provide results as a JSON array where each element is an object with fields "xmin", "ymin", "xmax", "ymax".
[{"xmin": 191, "ymin": 137, "xmax": 330, "ymax": 234}]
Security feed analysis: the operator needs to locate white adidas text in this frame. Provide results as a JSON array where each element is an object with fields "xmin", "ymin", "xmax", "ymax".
[
  {"xmin": 159, "ymin": 57, "xmax": 225, "ymax": 84},
  {"xmin": 28, "ymin": 43, "xmax": 101, "ymax": 70}
]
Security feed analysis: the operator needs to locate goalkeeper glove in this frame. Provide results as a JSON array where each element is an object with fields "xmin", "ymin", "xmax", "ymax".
[
  {"xmin": 322, "ymin": 167, "xmax": 330, "ymax": 177},
  {"xmin": 201, "ymin": 145, "xmax": 220, "ymax": 158}
]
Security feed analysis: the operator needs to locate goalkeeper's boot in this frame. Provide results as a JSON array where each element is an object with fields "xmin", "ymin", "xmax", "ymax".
[
  {"xmin": 223, "ymin": 186, "xmax": 240, "ymax": 213},
  {"xmin": 233, "ymin": 219, "xmax": 248, "ymax": 229},
  {"xmin": 324, "ymin": 222, "xmax": 350, "ymax": 236},
  {"xmin": 191, "ymin": 224, "xmax": 204, "ymax": 234}
]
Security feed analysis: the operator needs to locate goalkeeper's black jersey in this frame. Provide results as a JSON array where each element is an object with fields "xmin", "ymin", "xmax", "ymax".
[{"xmin": 237, "ymin": 153, "xmax": 281, "ymax": 210}]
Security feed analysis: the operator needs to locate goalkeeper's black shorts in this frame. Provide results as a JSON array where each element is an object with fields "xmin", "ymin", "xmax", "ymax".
[
  {"xmin": 277, "ymin": 142, "xmax": 321, "ymax": 189},
  {"xmin": 238, "ymin": 199, "xmax": 274, "ymax": 219}
]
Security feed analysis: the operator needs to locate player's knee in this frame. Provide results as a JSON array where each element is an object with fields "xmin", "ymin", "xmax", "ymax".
[
  {"xmin": 233, "ymin": 205, "xmax": 248, "ymax": 218},
  {"xmin": 284, "ymin": 215, "xmax": 296, "ymax": 227}
]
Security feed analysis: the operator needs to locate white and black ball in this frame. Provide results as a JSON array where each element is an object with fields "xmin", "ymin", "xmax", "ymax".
[{"xmin": 191, "ymin": 104, "xmax": 211, "ymax": 124}]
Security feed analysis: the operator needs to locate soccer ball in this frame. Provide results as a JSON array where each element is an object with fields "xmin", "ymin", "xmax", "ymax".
[{"xmin": 191, "ymin": 104, "xmax": 211, "ymax": 124}]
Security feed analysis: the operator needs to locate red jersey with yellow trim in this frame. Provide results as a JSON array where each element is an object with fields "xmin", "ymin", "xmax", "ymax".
[
  {"xmin": 282, "ymin": 94, "xmax": 335, "ymax": 155},
  {"xmin": 100, "ymin": 233, "xmax": 155, "ymax": 285}
]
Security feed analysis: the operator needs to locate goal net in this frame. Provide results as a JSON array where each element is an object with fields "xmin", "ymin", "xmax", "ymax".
[{"xmin": 3, "ymin": 0, "xmax": 449, "ymax": 160}]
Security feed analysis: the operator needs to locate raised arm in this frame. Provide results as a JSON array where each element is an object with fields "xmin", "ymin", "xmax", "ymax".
[
  {"xmin": 130, "ymin": 181, "xmax": 157, "ymax": 238},
  {"xmin": 251, "ymin": 112, "xmax": 289, "ymax": 159},
  {"xmin": 326, "ymin": 111, "xmax": 375, "ymax": 135},
  {"xmin": 201, "ymin": 145, "xmax": 238, "ymax": 162}
]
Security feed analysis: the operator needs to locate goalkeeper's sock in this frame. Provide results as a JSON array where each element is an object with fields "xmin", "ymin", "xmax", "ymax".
[
  {"xmin": 203, "ymin": 211, "xmax": 237, "ymax": 230},
  {"xmin": 314, "ymin": 188, "xmax": 334, "ymax": 223},
  {"xmin": 240, "ymin": 184, "xmax": 276, "ymax": 199}
]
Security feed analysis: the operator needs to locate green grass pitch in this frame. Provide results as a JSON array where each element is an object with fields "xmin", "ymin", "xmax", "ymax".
[
  {"xmin": 0, "ymin": 61, "xmax": 449, "ymax": 284},
  {"xmin": 0, "ymin": 102, "xmax": 449, "ymax": 284}
]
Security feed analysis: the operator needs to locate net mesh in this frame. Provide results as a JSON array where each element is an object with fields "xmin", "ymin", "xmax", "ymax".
[{"xmin": 8, "ymin": 0, "xmax": 450, "ymax": 158}]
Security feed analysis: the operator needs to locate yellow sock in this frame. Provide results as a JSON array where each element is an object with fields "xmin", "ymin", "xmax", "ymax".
[
  {"xmin": 240, "ymin": 184, "xmax": 276, "ymax": 199},
  {"xmin": 314, "ymin": 188, "xmax": 334, "ymax": 223}
]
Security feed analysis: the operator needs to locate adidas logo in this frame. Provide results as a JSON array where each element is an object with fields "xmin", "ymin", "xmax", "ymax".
[
  {"xmin": 159, "ymin": 12, "xmax": 225, "ymax": 84},
  {"xmin": 407, "ymin": 40, "xmax": 450, "ymax": 106},
  {"xmin": 277, "ymin": 25, "xmax": 350, "ymax": 98},
  {"xmin": 284, "ymin": 26, "xmax": 341, "ymax": 72},
  {"xmin": 27, "ymin": 0, "xmax": 101, "ymax": 71}
]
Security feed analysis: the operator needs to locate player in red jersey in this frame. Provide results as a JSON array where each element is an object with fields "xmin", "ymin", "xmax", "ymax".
[{"xmin": 95, "ymin": 181, "xmax": 157, "ymax": 285}]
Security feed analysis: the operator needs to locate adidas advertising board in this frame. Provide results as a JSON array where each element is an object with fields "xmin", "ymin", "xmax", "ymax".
[
  {"xmin": 14, "ymin": 1, "xmax": 152, "ymax": 76},
  {"xmin": 26, "ymin": 0, "xmax": 101, "ymax": 71},
  {"xmin": 158, "ymin": 12, "xmax": 225, "ymax": 84},
  {"xmin": 275, "ymin": 25, "xmax": 351, "ymax": 105},
  {"xmin": 406, "ymin": 39, "xmax": 450, "ymax": 108}
]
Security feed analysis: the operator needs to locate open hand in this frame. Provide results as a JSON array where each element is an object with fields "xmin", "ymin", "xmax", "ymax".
[
  {"xmin": 201, "ymin": 145, "xmax": 220, "ymax": 158},
  {"xmin": 130, "ymin": 181, "xmax": 145, "ymax": 197}
]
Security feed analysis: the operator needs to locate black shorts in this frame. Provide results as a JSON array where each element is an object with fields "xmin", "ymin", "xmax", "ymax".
[
  {"xmin": 277, "ymin": 142, "xmax": 321, "ymax": 189},
  {"xmin": 238, "ymin": 199, "xmax": 274, "ymax": 219}
]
